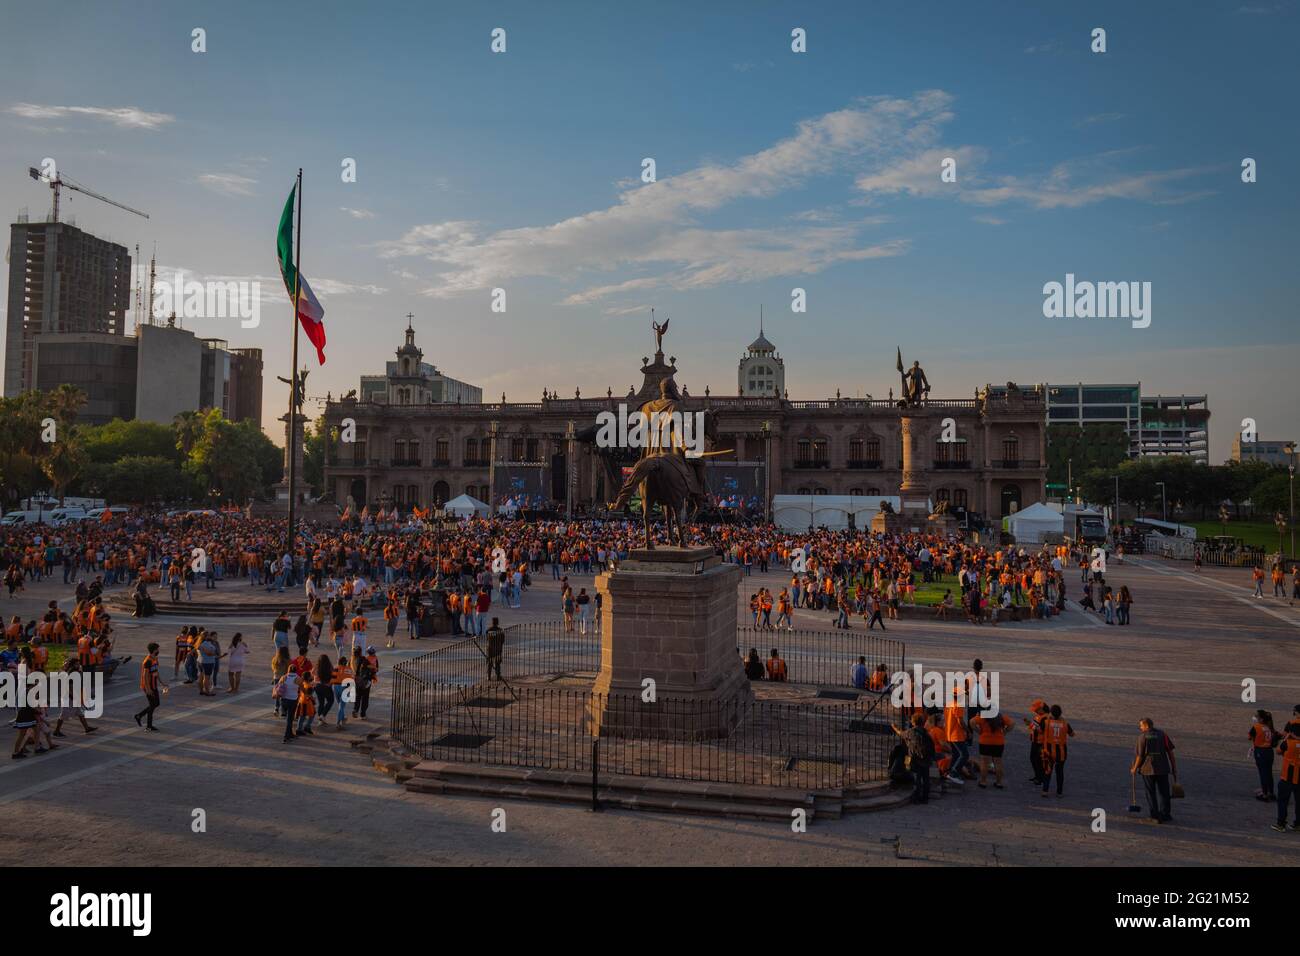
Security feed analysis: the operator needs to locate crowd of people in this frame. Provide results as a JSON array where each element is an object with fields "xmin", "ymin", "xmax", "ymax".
[{"xmin": 5, "ymin": 508, "xmax": 1296, "ymax": 833}]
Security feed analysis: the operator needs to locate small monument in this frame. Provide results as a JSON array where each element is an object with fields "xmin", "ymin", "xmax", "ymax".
[
  {"xmin": 874, "ymin": 349, "xmax": 957, "ymax": 535},
  {"xmin": 591, "ymin": 315, "xmax": 753, "ymax": 737}
]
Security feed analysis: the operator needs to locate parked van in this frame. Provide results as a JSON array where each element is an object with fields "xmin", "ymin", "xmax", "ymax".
[
  {"xmin": 1, "ymin": 510, "xmax": 46, "ymax": 526},
  {"xmin": 47, "ymin": 507, "xmax": 88, "ymax": 526},
  {"xmin": 83, "ymin": 506, "xmax": 130, "ymax": 522}
]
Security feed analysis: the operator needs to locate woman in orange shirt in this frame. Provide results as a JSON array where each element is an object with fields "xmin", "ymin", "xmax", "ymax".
[{"xmin": 971, "ymin": 710, "xmax": 1014, "ymax": 789}]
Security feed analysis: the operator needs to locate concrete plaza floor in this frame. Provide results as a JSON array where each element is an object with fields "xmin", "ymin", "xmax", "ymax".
[{"xmin": 2, "ymin": 556, "xmax": 1298, "ymax": 866}]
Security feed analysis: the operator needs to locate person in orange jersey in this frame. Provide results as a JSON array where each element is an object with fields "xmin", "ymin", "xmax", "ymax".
[
  {"xmin": 971, "ymin": 709, "xmax": 1013, "ymax": 789},
  {"xmin": 1039, "ymin": 704, "xmax": 1075, "ymax": 797}
]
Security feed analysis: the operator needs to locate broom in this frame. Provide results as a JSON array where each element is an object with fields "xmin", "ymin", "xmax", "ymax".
[{"xmin": 1127, "ymin": 773, "xmax": 1141, "ymax": 813}]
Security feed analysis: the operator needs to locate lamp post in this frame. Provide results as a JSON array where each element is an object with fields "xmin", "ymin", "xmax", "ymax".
[
  {"xmin": 1287, "ymin": 443, "xmax": 1296, "ymax": 559},
  {"xmin": 1067, "ymin": 457, "xmax": 1073, "ymax": 504},
  {"xmin": 1157, "ymin": 481, "xmax": 1167, "ymax": 523},
  {"xmin": 1276, "ymin": 511, "xmax": 1287, "ymax": 563}
]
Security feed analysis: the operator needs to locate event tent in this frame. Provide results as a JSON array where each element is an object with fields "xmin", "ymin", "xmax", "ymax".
[
  {"xmin": 772, "ymin": 494, "xmax": 902, "ymax": 531},
  {"xmin": 1006, "ymin": 501, "xmax": 1064, "ymax": 544},
  {"xmin": 443, "ymin": 493, "xmax": 490, "ymax": 518}
]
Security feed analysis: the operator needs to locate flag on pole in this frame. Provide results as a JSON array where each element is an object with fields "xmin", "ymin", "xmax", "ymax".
[{"xmin": 277, "ymin": 183, "xmax": 327, "ymax": 364}]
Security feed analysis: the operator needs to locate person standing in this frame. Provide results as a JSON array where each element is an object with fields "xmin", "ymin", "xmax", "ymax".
[
  {"xmin": 315, "ymin": 654, "xmax": 335, "ymax": 719},
  {"xmin": 1249, "ymin": 710, "xmax": 1277, "ymax": 801},
  {"xmin": 944, "ymin": 688, "xmax": 971, "ymax": 782},
  {"xmin": 276, "ymin": 666, "xmax": 300, "ymax": 741},
  {"xmin": 1272, "ymin": 715, "xmax": 1300, "ymax": 832},
  {"xmin": 1039, "ymin": 704, "xmax": 1074, "ymax": 797},
  {"xmin": 892, "ymin": 713, "xmax": 935, "ymax": 804},
  {"xmin": 134, "ymin": 642, "xmax": 165, "ymax": 732},
  {"xmin": 971, "ymin": 709, "xmax": 1013, "ymax": 789},
  {"xmin": 1131, "ymin": 718, "xmax": 1177, "ymax": 823},
  {"xmin": 1024, "ymin": 700, "xmax": 1049, "ymax": 786},
  {"xmin": 226, "ymin": 633, "xmax": 247, "ymax": 694},
  {"xmin": 485, "ymin": 617, "xmax": 505, "ymax": 681}
]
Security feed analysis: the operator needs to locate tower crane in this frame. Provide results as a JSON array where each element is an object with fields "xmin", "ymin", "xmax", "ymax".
[{"xmin": 28, "ymin": 165, "xmax": 149, "ymax": 223}]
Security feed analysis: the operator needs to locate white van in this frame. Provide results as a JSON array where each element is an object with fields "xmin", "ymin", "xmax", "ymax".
[
  {"xmin": 48, "ymin": 507, "xmax": 88, "ymax": 526},
  {"xmin": 1, "ymin": 510, "xmax": 47, "ymax": 526},
  {"xmin": 83, "ymin": 506, "xmax": 130, "ymax": 522}
]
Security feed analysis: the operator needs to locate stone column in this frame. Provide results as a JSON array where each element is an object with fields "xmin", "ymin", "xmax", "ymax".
[
  {"xmin": 487, "ymin": 421, "xmax": 499, "ymax": 515},
  {"xmin": 898, "ymin": 414, "xmax": 930, "ymax": 515}
]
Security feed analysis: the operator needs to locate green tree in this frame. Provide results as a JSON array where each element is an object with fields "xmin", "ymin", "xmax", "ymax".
[
  {"xmin": 173, "ymin": 409, "xmax": 205, "ymax": 456},
  {"xmin": 80, "ymin": 419, "xmax": 182, "ymax": 465},
  {"xmin": 40, "ymin": 436, "xmax": 88, "ymax": 505}
]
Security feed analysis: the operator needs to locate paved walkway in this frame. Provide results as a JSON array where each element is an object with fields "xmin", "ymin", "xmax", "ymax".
[{"xmin": 3, "ymin": 557, "xmax": 1298, "ymax": 866}]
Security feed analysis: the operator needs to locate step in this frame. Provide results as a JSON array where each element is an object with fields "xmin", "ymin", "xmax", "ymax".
[{"xmin": 405, "ymin": 775, "xmax": 808, "ymax": 822}]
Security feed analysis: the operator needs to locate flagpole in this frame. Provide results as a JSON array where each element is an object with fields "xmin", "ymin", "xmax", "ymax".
[{"xmin": 286, "ymin": 167, "xmax": 303, "ymax": 561}]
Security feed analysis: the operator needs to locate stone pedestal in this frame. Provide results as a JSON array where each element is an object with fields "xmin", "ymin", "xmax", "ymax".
[
  {"xmin": 273, "ymin": 411, "xmax": 308, "ymax": 511},
  {"xmin": 590, "ymin": 546, "xmax": 752, "ymax": 738}
]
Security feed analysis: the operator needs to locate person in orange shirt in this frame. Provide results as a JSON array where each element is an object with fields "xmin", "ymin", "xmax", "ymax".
[
  {"xmin": 927, "ymin": 712, "xmax": 953, "ymax": 781},
  {"xmin": 1272, "ymin": 711, "xmax": 1300, "ymax": 832},
  {"xmin": 765, "ymin": 648, "xmax": 788, "ymax": 682},
  {"xmin": 1024, "ymin": 699, "xmax": 1049, "ymax": 785},
  {"xmin": 971, "ymin": 709, "xmax": 1014, "ymax": 788},
  {"xmin": 383, "ymin": 596, "xmax": 401, "ymax": 647},
  {"xmin": 1039, "ymin": 704, "xmax": 1075, "ymax": 797},
  {"xmin": 349, "ymin": 605, "xmax": 367, "ymax": 657},
  {"xmin": 944, "ymin": 688, "xmax": 971, "ymax": 782},
  {"xmin": 134, "ymin": 642, "xmax": 164, "ymax": 731}
]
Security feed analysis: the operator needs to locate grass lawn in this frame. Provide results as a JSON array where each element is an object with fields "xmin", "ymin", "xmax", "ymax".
[{"xmin": 1190, "ymin": 520, "xmax": 1289, "ymax": 551}]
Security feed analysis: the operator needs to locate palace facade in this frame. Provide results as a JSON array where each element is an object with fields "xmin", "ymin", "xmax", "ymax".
[{"xmin": 320, "ymin": 323, "xmax": 1047, "ymax": 520}]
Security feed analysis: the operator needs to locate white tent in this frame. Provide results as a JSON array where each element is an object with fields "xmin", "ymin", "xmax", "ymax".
[
  {"xmin": 1007, "ymin": 501, "xmax": 1064, "ymax": 544},
  {"xmin": 443, "ymin": 493, "xmax": 490, "ymax": 518},
  {"xmin": 772, "ymin": 494, "xmax": 901, "ymax": 531}
]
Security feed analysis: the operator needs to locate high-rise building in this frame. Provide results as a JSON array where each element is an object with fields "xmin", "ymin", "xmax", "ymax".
[
  {"xmin": 1045, "ymin": 383, "xmax": 1210, "ymax": 465},
  {"xmin": 4, "ymin": 216, "xmax": 132, "ymax": 396},
  {"xmin": 31, "ymin": 320, "xmax": 262, "ymax": 427}
]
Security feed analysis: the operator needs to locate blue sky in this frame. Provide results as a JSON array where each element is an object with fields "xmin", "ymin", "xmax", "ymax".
[{"xmin": 1, "ymin": 0, "xmax": 1296, "ymax": 462}]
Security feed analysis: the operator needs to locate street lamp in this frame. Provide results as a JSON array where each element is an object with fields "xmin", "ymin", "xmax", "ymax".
[
  {"xmin": 1156, "ymin": 481, "xmax": 1167, "ymax": 523},
  {"xmin": 1287, "ymin": 443, "xmax": 1296, "ymax": 559},
  {"xmin": 1276, "ymin": 511, "xmax": 1287, "ymax": 562}
]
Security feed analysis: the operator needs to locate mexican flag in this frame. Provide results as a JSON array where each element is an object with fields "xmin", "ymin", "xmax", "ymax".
[{"xmin": 277, "ymin": 182, "xmax": 327, "ymax": 364}]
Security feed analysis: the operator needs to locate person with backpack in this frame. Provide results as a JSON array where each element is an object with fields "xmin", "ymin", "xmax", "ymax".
[{"xmin": 892, "ymin": 713, "xmax": 935, "ymax": 804}]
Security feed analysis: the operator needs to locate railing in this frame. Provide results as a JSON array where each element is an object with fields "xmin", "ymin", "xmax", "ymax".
[
  {"xmin": 390, "ymin": 621, "xmax": 906, "ymax": 790},
  {"xmin": 846, "ymin": 459, "xmax": 883, "ymax": 469},
  {"xmin": 992, "ymin": 459, "xmax": 1023, "ymax": 469},
  {"xmin": 793, "ymin": 460, "xmax": 831, "ymax": 469},
  {"xmin": 390, "ymin": 458, "xmax": 422, "ymax": 467},
  {"xmin": 932, "ymin": 460, "xmax": 971, "ymax": 470},
  {"xmin": 462, "ymin": 458, "xmax": 491, "ymax": 468},
  {"xmin": 430, "ymin": 458, "xmax": 451, "ymax": 467}
]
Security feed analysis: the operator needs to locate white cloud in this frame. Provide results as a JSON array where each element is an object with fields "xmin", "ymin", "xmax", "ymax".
[
  {"xmin": 340, "ymin": 207, "xmax": 376, "ymax": 219},
  {"xmin": 378, "ymin": 92, "xmax": 953, "ymax": 301},
  {"xmin": 198, "ymin": 173, "xmax": 257, "ymax": 196},
  {"xmin": 9, "ymin": 102, "xmax": 174, "ymax": 129}
]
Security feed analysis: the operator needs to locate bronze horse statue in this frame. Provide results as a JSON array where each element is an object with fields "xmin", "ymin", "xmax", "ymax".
[{"xmin": 608, "ymin": 408, "xmax": 721, "ymax": 549}]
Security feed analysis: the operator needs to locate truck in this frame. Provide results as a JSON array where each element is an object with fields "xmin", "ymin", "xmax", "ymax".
[{"xmin": 1063, "ymin": 504, "xmax": 1109, "ymax": 544}]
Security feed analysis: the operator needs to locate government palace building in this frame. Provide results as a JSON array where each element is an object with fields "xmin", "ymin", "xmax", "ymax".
[{"xmin": 320, "ymin": 319, "xmax": 1048, "ymax": 522}]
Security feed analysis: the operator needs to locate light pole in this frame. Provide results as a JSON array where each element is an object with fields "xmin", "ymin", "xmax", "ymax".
[
  {"xmin": 1287, "ymin": 443, "xmax": 1296, "ymax": 559},
  {"xmin": 1067, "ymin": 457, "xmax": 1073, "ymax": 504},
  {"xmin": 1157, "ymin": 481, "xmax": 1167, "ymax": 523},
  {"xmin": 1114, "ymin": 474, "xmax": 1120, "ymax": 534}
]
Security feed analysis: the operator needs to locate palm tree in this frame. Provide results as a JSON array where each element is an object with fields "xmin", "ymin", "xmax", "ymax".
[
  {"xmin": 174, "ymin": 409, "xmax": 204, "ymax": 456},
  {"xmin": 48, "ymin": 384, "xmax": 87, "ymax": 429},
  {"xmin": 40, "ymin": 437, "xmax": 87, "ymax": 505}
]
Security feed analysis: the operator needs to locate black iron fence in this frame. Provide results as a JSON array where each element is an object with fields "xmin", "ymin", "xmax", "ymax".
[{"xmin": 390, "ymin": 622, "xmax": 906, "ymax": 790}]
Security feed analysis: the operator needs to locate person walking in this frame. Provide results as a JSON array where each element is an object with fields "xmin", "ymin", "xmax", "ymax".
[
  {"xmin": 351, "ymin": 647, "xmax": 374, "ymax": 719},
  {"xmin": 1131, "ymin": 717, "xmax": 1177, "ymax": 823},
  {"xmin": 133, "ymin": 642, "xmax": 165, "ymax": 732},
  {"xmin": 331, "ymin": 654, "xmax": 353, "ymax": 731},
  {"xmin": 943, "ymin": 688, "xmax": 972, "ymax": 782},
  {"xmin": 315, "ymin": 654, "xmax": 335, "ymax": 719},
  {"xmin": 271, "ymin": 646, "xmax": 291, "ymax": 716},
  {"xmin": 1039, "ymin": 704, "xmax": 1074, "ymax": 797}
]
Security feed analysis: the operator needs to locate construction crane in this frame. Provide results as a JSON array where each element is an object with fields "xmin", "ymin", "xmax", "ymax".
[{"xmin": 28, "ymin": 165, "xmax": 149, "ymax": 223}]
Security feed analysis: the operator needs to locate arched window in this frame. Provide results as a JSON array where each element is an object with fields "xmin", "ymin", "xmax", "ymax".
[
  {"xmin": 849, "ymin": 487, "xmax": 864, "ymax": 496},
  {"xmin": 867, "ymin": 487, "xmax": 882, "ymax": 496},
  {"xmin": 865, "ymin": 438, "xmax": 881, "ymax": 462},
  {"xmin": 510, "ymin": 437, "xmax": 524, "ymax": 461},
  {"xmin": 408, "ymin": 485, "xmax": 419, "ymax": 507},
  {"xmin": 796, "ymin": 439, "xmax": 811, "ymax": 463},
  {"xmin": 465, "ymin": 437, "xmax": 477, "ymax": 464},
  {"xmin": 432, "ymin": 480, "xmax": 450, "ymax": 504},
  {"xmin": 407, "ymin": 440, "xmax": 420, "ymax": 464},
  {"xmin": 392, "ymin": 485, "xmax": 404, "ymax": 506},
  {"xmin": 526, "ymin": 437, "xmax": 539, "ymax": 461},
  {"xmin": 953, "ymin": 488, "xmax": 968, "ymax": 509},
  {"xmin": 812, "ymin": 439, "xmax": 828, "ymax": 463},
  {"xmin": 434, "ymin": 438, "xmax": 449, "ymax": 464},
  {"xmin": 393, "ymin": 439, "xmax": 406, "ymax": 464}
]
